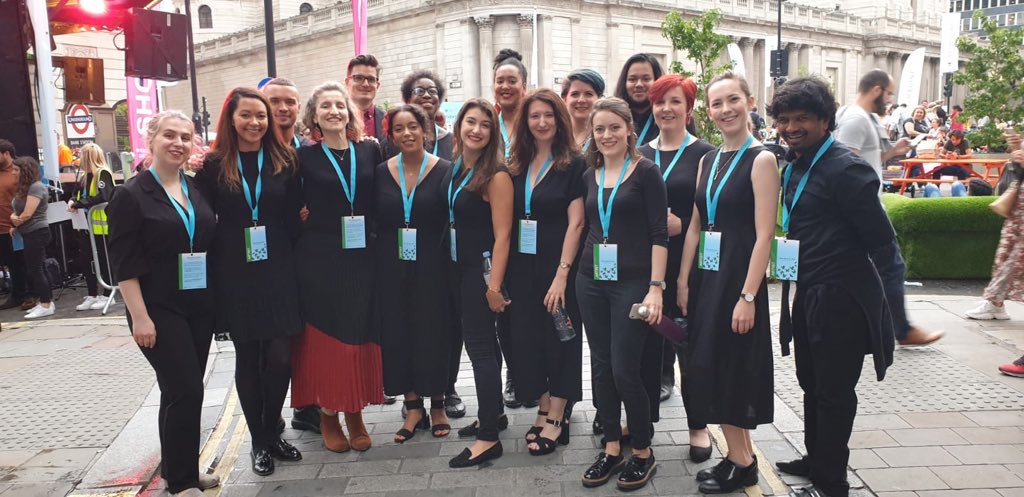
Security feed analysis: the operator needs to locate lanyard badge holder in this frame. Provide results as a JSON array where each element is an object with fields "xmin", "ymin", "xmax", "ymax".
[
  {"xmin": 699, "ymin": 135, "xmax": 754, "ymax": 272},
  {"xmin": 238, "ymin": 149, "xmax": 268, "ymax": 262},
  {"xmin": 322, "ymin": 143, "xmax": 366, "ymax": 249},
  {"xmin": 519, "ymin": 155, "xmax": 553, "ymax": 255},
  {"xmin": 499, "ymin": 114, "xmax": 512, "ymax": 160},
  {"xmin": 594, "ymin": 157, "xmax": 631, "ymax": 281},
  {"xmin": 397, "ymin": 153, "xmax": 429, "ymax": 261},
  {"xmin": 447, "ymin": 158, "xmax": 474, "ymax": 262},
  {"xmin": 773, "ymin": 135, "xmax": 834, "ymax": 281},
  {"xmin": 149, "ymin": 169, "xmax": 206, "ymax": 290}
]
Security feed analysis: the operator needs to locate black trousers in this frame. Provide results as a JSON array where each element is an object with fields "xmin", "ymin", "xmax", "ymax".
[
  {"xmin": 21, "ymin": 228, "xmax": 52, "ymax": 304},
  {"xmin": 234, "ymin": 337, "xmax": 292, "ymax": 449},
  {"xmin": 134, "ymin": 306, "xmax": 214, "ymax": 494},
  {"xmin": 0, "ymin": 233, "xmax": 28, "ymax": 301},
  {"xmin": 793, "ymin": 285, "xmax": 868, "ymax": 497},
  {"xmin": 74, "ymin": 231, "xmax": 111, "ymax": 297},
  {"xmin": 662, "ymin": 339, "xmax": 706, "ymax": 430},
  {"xmin": 576, "ymin": 276, "xmax": 655, "ymax": 450},
  {"xmin": 458, "ymin": 266, "xmax": 504, "ymax": 441}
]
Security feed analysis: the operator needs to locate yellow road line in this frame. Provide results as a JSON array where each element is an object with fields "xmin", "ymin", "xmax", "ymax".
[
  {"xmin": 207, "ymin": 413, "xmax": 248, "ymax": 496},
  {"xmin": 705, "ymin": 424, "xmax": 788, "ymax": 496},
  {"xmin": 199, "ymin": 386, "xmax": 239, "ymax": 468}
]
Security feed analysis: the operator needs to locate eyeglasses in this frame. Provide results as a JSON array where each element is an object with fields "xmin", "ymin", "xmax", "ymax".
[
  {"xmin": 412, "ymin": 87, "xmax": 439, "ymax": 97},
  {"xmin": 349, "ymin": 74, "xmax": 379, "ymax": 85}
]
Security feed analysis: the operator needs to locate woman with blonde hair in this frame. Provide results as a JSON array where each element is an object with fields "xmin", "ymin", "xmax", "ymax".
[
  {"xmin": 291, "ymin": 81, "xmax": 384, "ymax": 453},
  {"xmin": 67, "ymin": 142, "xmax": 116, "ymax": 311}
]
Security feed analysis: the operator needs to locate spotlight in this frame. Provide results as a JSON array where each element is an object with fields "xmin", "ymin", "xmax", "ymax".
[{"xmin": 80, "ymin": 0, "xmax": 108, "ymax": 15}]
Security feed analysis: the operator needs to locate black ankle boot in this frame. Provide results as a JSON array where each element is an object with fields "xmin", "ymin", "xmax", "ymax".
[{"xmin": 698, "ymin": 456, "xmax": 758, "ymax": 494}]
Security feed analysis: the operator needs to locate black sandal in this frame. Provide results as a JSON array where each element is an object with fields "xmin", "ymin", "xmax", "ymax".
[
  {"xmin": 528, "ymin": 417, "xmax": 570, "ymax": 456},
  {"xmin": 525, "ymin": 410, "xmax": 549, "ymax": 442},
  {"xmin": 430, "ymin": 398, "xmax": 451, "ymax": 438},
  {"xmin": 394, "ymin": 399, "xmax": 429, "ymax": 443},
  {"xmin": 457, "ymin": 414, "xmax": 509, "ymax": 438}
]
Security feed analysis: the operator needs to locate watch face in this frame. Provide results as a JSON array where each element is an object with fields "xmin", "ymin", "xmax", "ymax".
[{"xmin": 744, "ymin": 293, "xmax": 754, "ymax": 302}]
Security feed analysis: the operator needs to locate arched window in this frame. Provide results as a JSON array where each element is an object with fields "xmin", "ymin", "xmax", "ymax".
[
  {"xmin": 198, "ymin": 5, "xmax": 212, "ymax": 29},
  {"xmin": 299, "ymin": 2, "xmax": 313, "ymax": 14}
]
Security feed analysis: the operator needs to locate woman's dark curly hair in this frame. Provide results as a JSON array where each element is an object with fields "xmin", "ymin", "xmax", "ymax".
[
  {"xmin": 399, "ymin": 70, "xmax": 446, "ymax": 105},
  {"xmin": 766, "ymin": 76, "xmax": 838, "ymax": 131}
]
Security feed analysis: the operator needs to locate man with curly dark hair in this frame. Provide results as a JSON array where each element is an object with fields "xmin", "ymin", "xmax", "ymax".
[{"xmin": 767, "ymin": 77, "xmax": 897, "ymax": 497}]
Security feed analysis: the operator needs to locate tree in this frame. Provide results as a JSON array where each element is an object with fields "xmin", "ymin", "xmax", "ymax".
[
  {"xmin": 661, "ymin": 9, "xmax": 734, "ymax": 145},
  {"xmin": 953, "ymin": 10, "xmax": 1024, "ymax": 151}
]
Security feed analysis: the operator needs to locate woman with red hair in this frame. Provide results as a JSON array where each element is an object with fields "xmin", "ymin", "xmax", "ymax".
[{"xmin": 639, "ymin": 74, "xmax": 717, "ymax": 462}]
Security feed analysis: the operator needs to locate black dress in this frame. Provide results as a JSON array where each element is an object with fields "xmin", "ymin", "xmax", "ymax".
[
  {"xmin": 195, "ymin": 152, "xmax": 303, "ymax": 341},
  {"xmin": 374, "ymin": 158, "xmax": 454, "ymax": 397},
  {"xmin": 291, "ymin": 141, "xmax": 384, "ymax": 413},
  {"xmin": 507, "ymin": 155, "xmax": 586, "ymax": 403},
  {"xmin": 687, "ymin": 145, "xmax": 774, "ymax": 429}
]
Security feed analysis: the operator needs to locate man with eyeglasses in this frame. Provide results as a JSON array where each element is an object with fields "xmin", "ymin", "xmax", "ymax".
[{"xmin": 346, "ymin": 54, "xmax": 387, "ymax": 142}]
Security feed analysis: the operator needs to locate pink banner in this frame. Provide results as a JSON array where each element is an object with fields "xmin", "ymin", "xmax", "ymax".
[
  {"xmin": 126, "ymin": 77, "xmax": 159, "ymax": 161},
  {"xmin": 352, "ymin": 0, "xmax": 367, "ymax": 55}
]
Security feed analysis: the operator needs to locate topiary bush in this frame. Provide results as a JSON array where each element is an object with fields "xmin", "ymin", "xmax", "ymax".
[{"xmin": 881, "ymin": 193, "xmax": 1004, "ymax": 279}]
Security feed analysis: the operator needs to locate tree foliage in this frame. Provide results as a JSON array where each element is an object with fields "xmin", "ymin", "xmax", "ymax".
[
  {"xmin": 661, "ymin": 9, "xmax": 733, "ymax": 145},
  {"xmin": 953, "ymin": 10, "xmax": 1024, "ymax": 150}
]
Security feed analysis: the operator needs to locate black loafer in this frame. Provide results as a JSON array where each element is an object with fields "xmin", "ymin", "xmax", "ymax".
[
  {"xmin": 592, "ymin": 414, "xmax": 603, "ymax": 435},
  {"xmin": 582, "ymin": 452, "xmax": 625, "ymax": 487},
  {"xmin": 689, "ymin": 444, "xmax": 712, "ymax": 463},
  {"xmin": 384, "ymin": 395, "xmax": 397, "ymax": 405},
  {"xmin": 696, "ymin": 458, "xmax": 732, "ymax": 481},
  {"xmin": 290, "ymin": 407, "xmax": 321, "ymax": 434},
  {"xmin": 698, "ymin": 456, "xmax": 758, "ymax": 494},
  {"xmin": 445, "ymin": 391, "xmax": 467, "ymax": 419},
  {"xmin": 267, "ymin": 438, "xmax": 302, "ymax": 461},
  {"xmin": 776, "ymin": 456, "xmax": 811, "ymax": 477},
  {"xmin": 503, "ymin": 379, "xmax": 521, "ymax": 408},
  {"xmin": 617, "ymin": 449, "xmax": 657, "ymax": 491},
  {"xmin": 251, "ymin": 447, "xmax": 274, "ymax": 476},
  {"xmin": 789, "ymin": 486, "xmax": 831, "ymax": 497},
  {"xmin": 522, "ymin": 398, "xmax": 539, "ymax": 408},
  {"xmin": 276, "ymin": 416, "xmax": 285, "ymax": 435},
  {"xmin": 448, "ymin": 441, "xmax": 503, "ymax": 468},
  {"xmin": 457, "ymin": 414, "xmax": 509, "ymax": 438},
  {"xmin": 659, "ymin": 374, "xmax": 674, "ymax": 402}
]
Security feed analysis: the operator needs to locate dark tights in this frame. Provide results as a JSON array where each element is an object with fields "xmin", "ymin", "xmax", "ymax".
[{"xmin": 234, "ymin": 337, "xmax": 292, "ymax": 449}]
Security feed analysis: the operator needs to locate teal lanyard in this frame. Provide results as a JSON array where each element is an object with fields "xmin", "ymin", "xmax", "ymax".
[
  {"xmin": 236, "ymin": 148, "xmax": 264, "ymax": 225},
  {"xmin": 782, "ymin": 135, "xmax": 834, "ymax": 235},
  {"xmin": 524, "ymin": 155, "xmax": 553, "ymax": 219},
  {"xmin": 499, "ymin": 114, "xmax": 511, "ymax": 158},
  {"xmin": 397, "ymin": 152, "xmax": 429, "ymax": 226},
  {"xmin": 638, "ymin": 114, "xmax": 654, "ymax": 144},
  {"xmin": 321, "ymin": 143, "xmax": 357, "ymax": 213},
  {"xmin": 292, "ymin": 136, "xmax": 301, "ymax": 149},
  {"xmin": 705, "ymin": 135, "xmax": 754, "ymax": 229},
  {"xmin": 582, "ymin": 140, "xmax": 591, "ymax": 153},
  {"xmin": 596, "ymin": 156, "xmax": 632, "ymax": 242},
  {"xmin": 431, "ymin": 125, "xmax": 442, "ymax": 156},
  {"xmin": 447, "ymin": 158, "xmax": 474, "ymax": 226},
  {"xmin": 656, "ymin": 134, "xmax": 693, "ymax": 181},
  {"xmin": 148, "ymin": 168, "xmax": 197, "ymax": 252}
]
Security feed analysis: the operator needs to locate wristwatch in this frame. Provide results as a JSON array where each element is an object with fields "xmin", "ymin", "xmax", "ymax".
[
  {"xmin": 558, "ymin": 261, "xmax": 571, "ymax": 270},
  {"xmin": 740, "ymin": 292, "xmax": 755, "ymax": 303},
  {"xmin": 649, "ymin": 280, "xmax": 666, "ymax": 290}
]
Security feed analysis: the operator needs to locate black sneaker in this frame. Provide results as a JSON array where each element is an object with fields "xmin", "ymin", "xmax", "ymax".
[
  {"xmin": 445, "ymin": 391, "xmax": 467, "ymax": 418},
  {"xmin": 582, "ymin": 452, "xmax": 625, "ymax": 487},
  {"xmin": 617, "ymin": 449, "xmax": 657, "ymax": 491},
  {"xmin": 503, "ymin": 378, "xmax": 521, "ymax": 408}
]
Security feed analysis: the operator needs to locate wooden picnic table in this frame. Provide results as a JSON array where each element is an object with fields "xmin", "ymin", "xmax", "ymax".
[{"xmin": 896, "ymin": 158, "xmax": 1006, "ymax": 194}]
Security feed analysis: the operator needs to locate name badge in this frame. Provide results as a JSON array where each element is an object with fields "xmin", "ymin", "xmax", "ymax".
[
  {"xmin": 770, "ymin": 237, "xmax": 800, "ymax": 281},
  {"xmin": 178, "ymin": 252, "xmax": 208, "ymax": 290},
  {"xmin": 245, "ymin": 226, "xmax": 268, "ymax": 262},
  {"xmin": 399, "ymin": 228, "xmax": 417, "ymax": 261},
  {"xmin": 594, "ymin": 243, "xmax": 618, "ymax": 281},
  {"xmin": 12, "ymin": 232, "xmax": 23, "ymax": 252},
  {"xmin": 698, "ymin": 231, "xmax": 721, "ymax": 271},
  {"xmin": 341, "ymin": 216, "xmax": 366, "ymax": 249},
  {"xmin": 450, "ymin": 228, "xmax": 457, "ymax": 262},
  {"xmin": 518, "ymin": 219, "xmax": 538, "ymax": 254}
]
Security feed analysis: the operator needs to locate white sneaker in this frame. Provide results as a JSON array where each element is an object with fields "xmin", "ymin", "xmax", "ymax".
[
  {"xmin": 965, "ymin": 300, "xmax": 1011, "ymax": 320},
  {"xmin": 25, "ymin": 303, "xmax": 55, "ymax": 319},
  {"xmin": 76, "ymin": 296, "xmax": 98, "ymax": 311},
  {"xmin": 89, "ymin": 296, "xmax": 109, "ymax": 310}
]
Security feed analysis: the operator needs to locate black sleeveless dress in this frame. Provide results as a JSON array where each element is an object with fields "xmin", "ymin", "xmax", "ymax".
[
  {"xmin": 686, "ymin": 144, "xmax": 774, "ymax": 429},
  {"xmin": 374, "ymin": 158, "xmax": 454, "ymax": 397}
]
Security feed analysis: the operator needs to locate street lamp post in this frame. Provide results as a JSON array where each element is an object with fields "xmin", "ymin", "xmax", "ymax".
[
  {"xmin": 183, "ymin": 0, "xmax": 202, "ymax": 136},
  {"xmin": 264, "ymin": 0, "xmax": 276, "ymax": 76}
]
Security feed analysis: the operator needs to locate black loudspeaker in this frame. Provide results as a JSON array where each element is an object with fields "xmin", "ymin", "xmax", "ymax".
[
  {"xmin": 0, "ymin": 0, "xmax": 40, "ymax": 161},
  {"xmin": 60, "ymin": 57, "xmax": 105, "ymax": 104},
  {"xmin": 770, "ymin": 49, "xmax": 789, "ymax": 78},
  {"xmin": 125, "ymin": 9, "xmax": 188, "ymax": 82}
]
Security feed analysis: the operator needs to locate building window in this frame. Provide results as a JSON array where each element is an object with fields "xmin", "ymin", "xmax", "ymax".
[
  {"xmin": 198, "ymin": 5, "xmax": 212, "ymax": 29},
  {"xmin": 300, "ymin": 2, "xmax": 313, "ymax": 14}
]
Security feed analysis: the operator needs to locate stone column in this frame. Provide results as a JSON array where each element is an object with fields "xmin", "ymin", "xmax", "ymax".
[
  {"xmin": 517, "ymin": 14, "xmax": 534, "ymax": 86},
  {"xmin": 475, "ymin": 16, "xmax": 495, "ymax": 100},
  {"xmin": 753, "ymin": 39, "xmax": 765, "ymax": 111},
  {"xmin": 798, "ymin": 44, "xmax": 811, "ymax": 75},
  {"xmin": 540, "ymin": 15, "xmax": 553, "ymax": 90},
  {"xmin": 570, "ymin": 18, "xmax": 581, "ymax": 70},
  {"xmin": 607, "ymin": 22, "xmax": 619, "ymax": 78},
  {"xmin": 787, "ymin": 43, "xmax": 801, "ymax": 78},
  {"xmin": 740, "ymin": 37, "xmax": 755, "ymax": 80},
  {"xmin": 889, "ymin": 52, "xmax": 903, "ymax": 91},
  {"xmin": 872, "ymin": 50, "xmax": 888, "ymax": 73}
]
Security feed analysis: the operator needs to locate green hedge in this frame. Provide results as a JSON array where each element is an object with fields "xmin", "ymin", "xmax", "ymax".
[{"xmin": 881, "ymin": 193, "xmax": 1003, "ymax": 279}]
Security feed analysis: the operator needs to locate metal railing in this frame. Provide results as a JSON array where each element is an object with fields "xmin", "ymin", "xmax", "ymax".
[{"xmin": 84, "ymin": 203, "xmax": 119, "ymax": 315}]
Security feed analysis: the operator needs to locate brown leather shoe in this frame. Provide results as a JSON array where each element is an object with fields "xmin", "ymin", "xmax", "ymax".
[
  {"xmin": 320, "ymin": 412, "xmax": 350, "ymax": 453},
  {"xmin": 20, "ymin": 298, "xmax": 38, "ymax": 311},
  {"xmin": 345, "ymin": 411, "xmax": 372, "ymax": 451},
  {"xmin": 898, "ymin": 326, "xmax": 944, "ymax": 346}
]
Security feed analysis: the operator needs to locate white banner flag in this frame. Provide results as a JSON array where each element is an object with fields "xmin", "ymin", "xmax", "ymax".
[
  {"xmin": 727, "ymin": 43, "xmax": 746, "ymax": 77},
  {"xmin": 899, "ymin": 47, "xmax": 926, "ymax": 106},
  {"xmin": 940, "ymin": 13, "xmax": 960, "ymax": 73}
]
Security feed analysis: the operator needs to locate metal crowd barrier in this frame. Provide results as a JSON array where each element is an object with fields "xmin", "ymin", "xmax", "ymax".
[{"xmin": 84, "ymin": 202, "xmax": 119, "ymax": 315}]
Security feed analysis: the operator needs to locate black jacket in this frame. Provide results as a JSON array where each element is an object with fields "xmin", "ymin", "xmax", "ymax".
[{"xmin": 71, "ymin": 168, "xmax": 115, "ymax": 210}]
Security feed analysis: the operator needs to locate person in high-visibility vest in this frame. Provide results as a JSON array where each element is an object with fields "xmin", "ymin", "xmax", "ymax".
[{"xmin": 67, "ymin": 143, "xmax": 115, "ymax": 311}]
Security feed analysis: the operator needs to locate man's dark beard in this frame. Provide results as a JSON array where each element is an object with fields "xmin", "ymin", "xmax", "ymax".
[{"xmin": 872, "ymin": 94, "xmax": 886, "ymax": 115}]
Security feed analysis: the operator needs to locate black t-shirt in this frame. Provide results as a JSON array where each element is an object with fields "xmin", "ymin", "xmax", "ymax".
[{"xmin": 944, "ymin": 138, "xmax": 970, "ymax": 155}]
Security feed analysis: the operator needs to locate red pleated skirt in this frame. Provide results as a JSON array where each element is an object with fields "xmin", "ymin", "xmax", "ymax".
[{"xmin": 291, "ymin": 324, "xmax": 384, "ymax": 412}]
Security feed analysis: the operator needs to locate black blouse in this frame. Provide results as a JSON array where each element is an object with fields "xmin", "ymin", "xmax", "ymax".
[
  {"xmin": 297, "ymin": 141, "xmax": 382, "ymax": 236},
  {"xmin": 580, "ymin": 157, "xmax": 668, "ymax": 281}
]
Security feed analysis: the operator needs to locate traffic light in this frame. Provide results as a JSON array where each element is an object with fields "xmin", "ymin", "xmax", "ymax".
[{"xmin": 944, "ymin": 74, "xmax": 954, "ymax": 99}]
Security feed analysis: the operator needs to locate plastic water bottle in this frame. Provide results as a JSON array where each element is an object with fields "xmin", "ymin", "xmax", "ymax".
[
  {"xmin": 482, "ymin": 251, "xmax": 510, "ymax": 300},
  {"xmin": 550, "ymin": 304, "xmax": 576, "ymax": 342}
]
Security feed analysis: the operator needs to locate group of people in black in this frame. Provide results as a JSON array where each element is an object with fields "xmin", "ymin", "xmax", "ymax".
[{"xmin": 108, "ymin": 48, "xmax": 896, "ymax": 497}]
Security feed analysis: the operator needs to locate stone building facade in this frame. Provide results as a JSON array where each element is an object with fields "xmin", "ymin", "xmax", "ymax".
[{"xmin": 163, "ymin": 0, "xmax": 958, "ymax": 128}]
